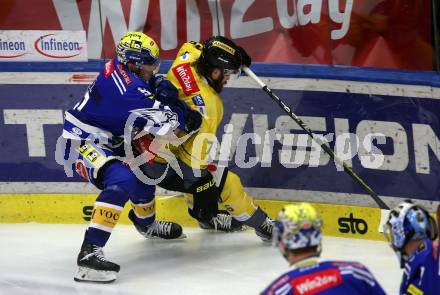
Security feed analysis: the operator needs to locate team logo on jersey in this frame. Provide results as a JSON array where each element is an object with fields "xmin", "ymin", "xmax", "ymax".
[
  {"xmin": 172, "ymin": 63, "xmax": 200, "ymax": 95},
  {"xmin": 291, "ymin": 269, "xmax": 342, "ymax": 295},
  {"xmin": 180, "ymin": 52, "xmax": 190, "ymax": 61},
  {"xmin": 71, "ymin": 127, "xmax": 83, "ymax": 136},
  {"xmin": 104, "ymin": 60, "xmax": 114, "ymax": 78},
  {"xmin": 137, "ymin": 87, "xmax": 153, "ymax": 98},
  {"xmin": 117, "ymin": 64, "xmax": 132, "ymax": 85},
  {"xmin": 130, "ymin": 108, "xmax": 179, "ymax": 129},
  {"xmin": 192, "ymin": 95, "xmax": 205, "ymax": 106}
]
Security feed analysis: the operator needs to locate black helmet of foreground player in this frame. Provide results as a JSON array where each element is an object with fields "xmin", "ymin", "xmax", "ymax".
[{"xmin": 196, "ymin": 36, "xmax": 251, "ymax": 93}]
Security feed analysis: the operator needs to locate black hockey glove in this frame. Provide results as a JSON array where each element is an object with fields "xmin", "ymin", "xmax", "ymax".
[
  {"xmin": 188, "ymin": 174, "xmax": 219, "ymax": 223},
  {"xmin": 238, "ymin": 46, "xmax": 252, "ymax": 67},
  {"xmin": 183, "ymin": 108, "xmax": 202, "ymax": 133},
  {"xmin": 152, "ymin": 75, "xmax": 179, "ymax": 105}
]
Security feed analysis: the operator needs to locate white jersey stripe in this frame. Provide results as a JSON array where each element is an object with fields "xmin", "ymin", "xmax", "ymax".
[
  {"xmin": 339, "ymin": 265, "xmax": 374, "ymax": 280},
  {"xmin": 340, "ymin": 270, "xmax": 375, "ymax": 286},
  {"xmin": 113, "ymin": 71, "xmax": 126, "ymax": 92},
  {"xmin": 111, "ymin": 73, "xmax": 124, "ymax": 95},
  {"xmin": 64, "ymin": 111, "xmax": 114, "ymax": 139},
  {"xmin": 275, "ymin": 283, "xmax": 291, "ymax": 295}
]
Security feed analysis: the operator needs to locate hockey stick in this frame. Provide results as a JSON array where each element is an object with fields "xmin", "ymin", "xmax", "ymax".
[{"xmin": 242, "ymin": 66, "xmax": 390, "ymax": 210}]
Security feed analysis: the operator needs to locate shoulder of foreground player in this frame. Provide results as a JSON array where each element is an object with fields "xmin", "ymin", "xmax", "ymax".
[
  {"xmin": 260, "ymin": 273, "xmax": 293, "ymax": 295},
  {"xmin": 408, "ymin": 239, "xmax": 435, "ymax": 266},
  {"xmin": 327, "ymin": 260, "xmax": 385, "ymax": 290},
  {"xmin": 97, "ymin": 58, "xmax": 147, "ymax": 94},
  {"xmin": 175, "ymin": 41, "xmax": 203, "ymax": 61}
]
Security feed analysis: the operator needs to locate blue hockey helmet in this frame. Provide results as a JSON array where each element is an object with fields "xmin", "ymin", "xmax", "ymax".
[
  {"xmin": 116, "ymin": 32, "xmax": 160, "ymax": 69},
  {"xmin": 383, "ymin": 200, "xmax": 438, "ymax": 267}
]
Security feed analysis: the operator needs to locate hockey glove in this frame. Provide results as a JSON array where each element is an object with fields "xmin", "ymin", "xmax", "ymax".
[
  {"xmin": 183, "ymin": 109, "xmax": 202, "ymax": 133},
  {"xmin": 189, "ymin": 174, "xmax": 219, "ymax": 223},
  {"xmin": 152, "ymin": 75, "xmax": 180, "ymax": 105},
  {"xmin": 238, "ymin": 46, "xmax": 252, "ymax": 67}
]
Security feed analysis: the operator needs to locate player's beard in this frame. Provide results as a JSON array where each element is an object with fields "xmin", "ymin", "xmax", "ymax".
[
  {"xmin": 134, "ymin": 68, "xmax": 152, "ymax": 82},
  {"xmin": 209, "ymin": 76, "xmax": 226, "ymax": 93}
]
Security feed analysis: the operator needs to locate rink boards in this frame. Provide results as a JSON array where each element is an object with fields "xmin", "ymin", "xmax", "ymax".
[
  {"xmin": 0, "ymin": 193, "xmax": 388, "ymax": 241},
  {"xmin": 0, "ymin": 63, "xmax": 439, "ymax": 239}
]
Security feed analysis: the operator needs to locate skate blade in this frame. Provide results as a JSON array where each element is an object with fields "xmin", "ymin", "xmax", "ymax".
[
  {"xmin": 74, "ymin": 266, "xmax": 117, "ymax": 283},
  {"xmin": 144, "ymin": 233, "xmax": 187, "ymax": 240}
]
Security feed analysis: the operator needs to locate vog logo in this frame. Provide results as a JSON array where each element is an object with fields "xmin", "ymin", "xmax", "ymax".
[
  {"xmin": 338, "ymin": 213, "xmax": 368, "ymax": 234},
  {"xmin": 0, "ymin": 36, "xmax": 27, "ymax": 58},
  {"xmin": 34, "ymin": 33, "xmax": 83, "ymax": 58},
  {"xmin": 92, "ymin": 208, "xmax": 120, "ymax": 221}
]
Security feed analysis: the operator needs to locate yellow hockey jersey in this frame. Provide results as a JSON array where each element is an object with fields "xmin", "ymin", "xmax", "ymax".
[{"xmin": 166, "ymin": 42, "xmax": 224, "ymax": 168}]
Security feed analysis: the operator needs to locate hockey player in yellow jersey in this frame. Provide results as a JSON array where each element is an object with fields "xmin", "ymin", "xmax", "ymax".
[{"xmin": 136, "ymin": 36, "xmax": 273, "ymax": 241}]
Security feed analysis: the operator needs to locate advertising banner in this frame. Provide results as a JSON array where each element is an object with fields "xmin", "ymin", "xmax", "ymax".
[
  {"xmin": 0, "ymin": 30, "xmax": 87, "ymax": 62},
  {"xmin": 0, "ymin": 0, "xmax": 432, "ymax": 69},
  {"xmin": 0, "ymin": 72, "xmax": 440, "ymax": 205}
]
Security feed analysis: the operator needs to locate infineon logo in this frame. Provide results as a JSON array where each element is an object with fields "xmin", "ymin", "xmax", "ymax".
[
  {"xmin": 34, "ymin": 33, "xmax": 83, "ymax": 59},
  {"xmin": 0, "ymin": 37, "xmax": 27, "ymax": 58},
  {"xmin": 0, "ymin": 30, "xmax": 87, "ymax": 61}
]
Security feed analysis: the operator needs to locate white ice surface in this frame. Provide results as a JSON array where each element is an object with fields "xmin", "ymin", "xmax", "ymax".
[{"xmin": 0, "ymin": 224, "xmax": 401, "ymax": 295}]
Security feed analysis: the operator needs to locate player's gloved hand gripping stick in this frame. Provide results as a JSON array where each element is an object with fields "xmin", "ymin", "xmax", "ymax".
[{"xmin": 243, "ymin": 66, "xmax": 390, "ymax": 211}]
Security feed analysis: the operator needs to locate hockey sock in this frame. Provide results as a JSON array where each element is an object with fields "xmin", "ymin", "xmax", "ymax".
[{"xmin": 130, "ymin": 200, "xmax": 155, "ymax": 226}]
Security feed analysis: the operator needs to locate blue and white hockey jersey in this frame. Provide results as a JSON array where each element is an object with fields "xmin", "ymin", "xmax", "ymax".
[
  {"xmin": 400, "ymin": 239, "xmax": 440, "ymax": 295},
  {"xmin": 261, "ymin": 258, "xmax": 386, "ymax": 295},
  {"xmin": 62, "ymin": 58, "xmax": 186, "ymax": 146}
]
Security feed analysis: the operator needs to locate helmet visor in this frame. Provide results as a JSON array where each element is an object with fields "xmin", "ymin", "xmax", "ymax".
[
  {"xmin": 383, "ymin": 222, "xmax": 394, "ymax": 246},
  {"xmin": 223, "ymin": 67, "xmax": 241, "ymax": 80},
  {"xmin": 151, "ymin": 60, "xmax": 161, "ymax": 75}
]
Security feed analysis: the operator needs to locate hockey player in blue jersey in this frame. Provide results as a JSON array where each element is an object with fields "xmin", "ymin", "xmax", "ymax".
[
  {"xmin": 384, "ymin": 200, "xmax": 439, "ymax": 295},
  {"xmin": 261, "ymin": 203, "xmax": 386, "ymax": 295},
  {"xmin": 56, "ymin": 32, "xmax": 201, "ymax": 283}
]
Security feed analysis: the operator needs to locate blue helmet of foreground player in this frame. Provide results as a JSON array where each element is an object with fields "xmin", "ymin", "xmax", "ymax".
[
  {"xmin": 273, "ymin": 203, "xmax": 322, "ymax": 252},
  {"xmin": 383, "ymin": 200, "xmax": 438, "ymax": 267},
  {"xmin": 116, "ymin": 32, "xmax": 160, "ymax": 69}
]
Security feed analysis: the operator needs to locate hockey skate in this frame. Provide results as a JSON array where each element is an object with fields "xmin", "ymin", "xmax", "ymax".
[
  {"xmin": 74, "ymin": 241, "xmax": 120, "ymax": 283},
  {"xmin": 255, "ymin": 216, "xmax": 274, "ymax": 242},
  {"xmin": 128, "ymin": 209, "xmax": 186, "ymax": 239},
  {"xmin": 198, "ymin": 211, "xmax": 244, "ymax": 232}
]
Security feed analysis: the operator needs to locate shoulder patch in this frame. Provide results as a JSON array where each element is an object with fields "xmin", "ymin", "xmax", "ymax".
[
  {"xmin": 192, "ymin": 95, "xmax": 205, "ymax": 106},
  {"xmin": 417, "ymin": 240, "xmax": 427, "ymax": 253},
  {"xmin": 407, "ymin": 283, "xmax": 424, "ymax": 295},
  {"xmin": 266, "ymin": 274, "xmax": 290, "ymax": 295},
  {"xmin": 104, "ymin": 60, "xmax": 114, "ymax": 78},
  {"xmin": 180, "ymin": 51, "xmax": 190, "ymax": 61},
  {"xmin": 172, "ymin": 63, "xmax": 200, "ymax": 95},
  {"xmin": 291, "ymin": 269, "xmax": 342, "ymax": 295},
  {"xmin": 117, "ymin": 64, "xmax": 132, "ymax": 85}
]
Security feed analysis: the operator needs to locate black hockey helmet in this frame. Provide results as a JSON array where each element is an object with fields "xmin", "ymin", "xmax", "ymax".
[{"xmin": 198, "ymin": 36, "xmax": 242, "ymax": 77}]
